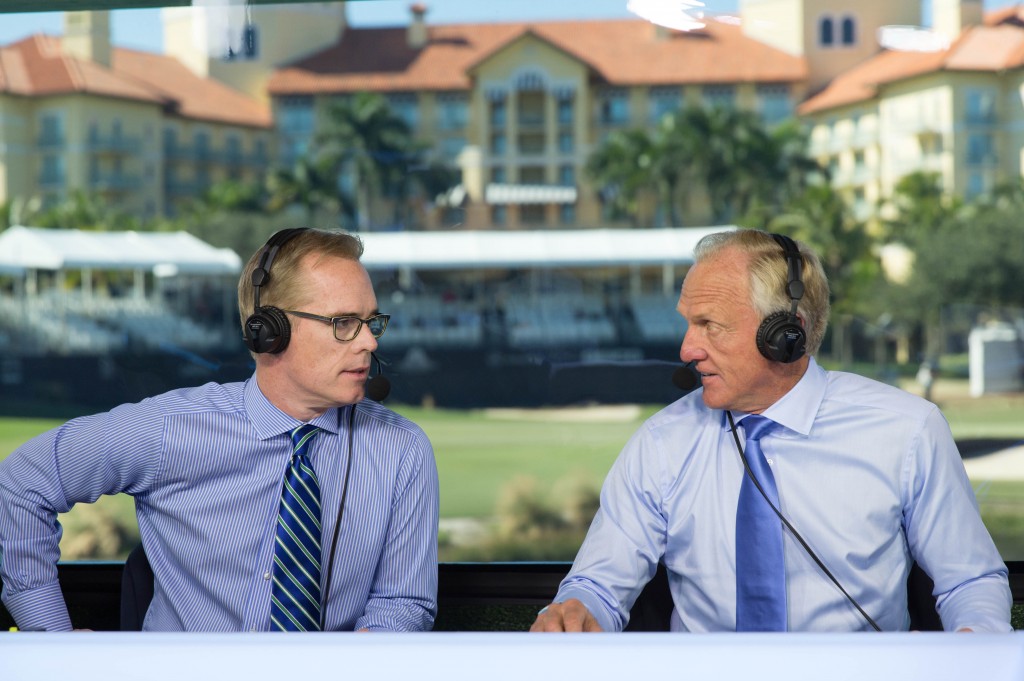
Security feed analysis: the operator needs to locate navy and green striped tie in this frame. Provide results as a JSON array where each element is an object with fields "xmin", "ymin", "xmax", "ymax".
[{"xmin": 270, "ymin": 424, "xmax": 323, "ymax": 631}]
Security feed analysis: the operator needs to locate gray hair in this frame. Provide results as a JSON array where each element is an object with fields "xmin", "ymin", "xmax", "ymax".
[{"xmin": 693, "ymin": 229, "xmax": 830, "ymax": 355}]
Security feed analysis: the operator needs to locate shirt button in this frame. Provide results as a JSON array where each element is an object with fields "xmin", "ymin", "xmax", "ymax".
[
  {"xmin": 766, "ymin": 458, "xmax": 774, "ymax": 465},
  {"xmin": 263, "ymin": 572, "xmax": 271, "ymax": 580}
]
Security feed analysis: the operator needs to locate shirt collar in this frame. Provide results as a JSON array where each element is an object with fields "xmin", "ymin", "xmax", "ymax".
[
  {"xmin": 721, "ymin": 356, "xmax": 826, "ymax": 438},
  {"xmin": 243, "ymin": 376, "xmax": 344, "ymax": 439}
]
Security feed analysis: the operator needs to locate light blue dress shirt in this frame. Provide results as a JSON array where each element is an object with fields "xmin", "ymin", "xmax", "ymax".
[
  {"xmin": 557, "ymin": 358, "xmax": 1011, "ymax": 632},
  {"xmin": 0, "ymin": 378, "xmax": 439, "ymax": 632}
]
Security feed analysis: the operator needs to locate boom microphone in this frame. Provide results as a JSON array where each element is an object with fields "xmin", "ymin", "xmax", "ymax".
[
  {"xmin": 672, "ymin": 361, "xmax": 700, "ymax": 391},
  {"xmin": 366, "ymin": 352, "xmax": 391, "ymax": 401}
]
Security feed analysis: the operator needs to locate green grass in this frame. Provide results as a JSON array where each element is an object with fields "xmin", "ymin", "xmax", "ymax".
[{"xmin": 391, "ymin": 405, "xmax": 652, "ymax": 517}]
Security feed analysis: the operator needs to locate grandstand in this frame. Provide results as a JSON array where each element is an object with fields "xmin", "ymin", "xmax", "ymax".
[
  {"xmin": 359, "ymin": 226, "xmax": 734, "ymax": 356},
  {"xmin": 0, "ymin": 226, "xmax": 240, "ymax": 356},
  {"xmin": 0, "ymin": 224, "xmax": 733, "ymax": 410}
]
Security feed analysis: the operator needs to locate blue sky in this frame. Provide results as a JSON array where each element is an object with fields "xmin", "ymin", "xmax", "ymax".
[{"xmin": 0, "ymin": 1, "xmax": 1018, "ymax": 53}]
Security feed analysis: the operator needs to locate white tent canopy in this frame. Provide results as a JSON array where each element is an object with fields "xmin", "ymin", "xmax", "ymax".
[
  {"xmin": 0, "ymin": 225, "xmax": 242, "ymax": 276},
  {"xmin": 358, "ymin": 226, "xmax": 736, "ymax": 270}
]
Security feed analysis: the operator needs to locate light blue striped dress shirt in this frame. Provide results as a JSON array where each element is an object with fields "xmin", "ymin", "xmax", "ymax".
[
  {"xmin": 0, "ymin": 378, "xmax": 439, "ymax": 632},
  {"xmin": 557, "ymin": 358, "xmax": 1012, "ymax": 633}
]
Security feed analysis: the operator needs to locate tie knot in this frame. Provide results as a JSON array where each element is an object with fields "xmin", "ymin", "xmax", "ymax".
[
  {"xmin": 742, "ymin": 415, "xmax": 776, "ymax": 442},
  {"xmin": 290, "ymin": 424, "xmax": 320, "ymax": 458}
]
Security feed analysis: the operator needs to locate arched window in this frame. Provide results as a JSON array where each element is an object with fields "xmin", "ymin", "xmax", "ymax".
[
  {"xmin": 819, "ymin": 16, "xmax": 834, "ymax": 46},
  {"xmin": 841, "ymin": 16, "xmax": 856, "ymax": 45}
]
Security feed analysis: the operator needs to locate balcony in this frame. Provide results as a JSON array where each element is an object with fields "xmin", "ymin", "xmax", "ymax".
[
  {"xmin": 37, "ymin": 171, "xmax": 66, "ymax": 190},
  {"xmin": 88, "ymin": 135, "xmax": 141, "ymax": 155},
  {"xmin": 517, "ymin": 132, "xmax": 546, "ymax": 156},
  {"xmin": 164, "ymin": 178, "xmax": 206, "ymax": 196},
  {"xmin": 164, "ymin": 146, "xmax": 222, "ymax": 164},
  {"xmin": 36, "ymin": 133, "xmax": 66, "ymax": 150}
]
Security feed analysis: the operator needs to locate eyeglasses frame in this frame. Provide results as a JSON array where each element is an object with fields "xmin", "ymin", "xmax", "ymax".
[{"xmin": 283, "ymin": 309, "xmax": 390, "ymax": 342}]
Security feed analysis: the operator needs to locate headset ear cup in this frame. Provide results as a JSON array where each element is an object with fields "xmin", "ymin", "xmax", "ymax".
[
  {"xmin": 243, "ymin": 306, "xmax": 292, "ymax": 354},
  {"xmin": 756, "ymin": 311, "xmax": 807, "ymax": 363}
]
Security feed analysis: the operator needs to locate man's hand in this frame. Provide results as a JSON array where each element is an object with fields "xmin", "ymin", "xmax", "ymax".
[{"xmin": 529, "ymin": 599, "xmax": 603, "ymax": 632}]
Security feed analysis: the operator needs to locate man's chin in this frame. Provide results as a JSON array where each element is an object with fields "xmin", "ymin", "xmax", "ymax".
[{"xmin": 700, "ymin": 390, "xmax": 729, "ymax": 411}]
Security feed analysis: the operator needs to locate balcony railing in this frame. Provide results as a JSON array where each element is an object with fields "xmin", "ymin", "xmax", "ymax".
[{"xmin": 88, "ymin": 135, "xmax": 141, "ymax": 154}]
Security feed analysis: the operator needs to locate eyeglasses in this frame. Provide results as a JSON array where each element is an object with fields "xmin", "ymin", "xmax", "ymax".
[{"xmin": 284, "ymin": 310, "xmax": 390, "ymax": 342}]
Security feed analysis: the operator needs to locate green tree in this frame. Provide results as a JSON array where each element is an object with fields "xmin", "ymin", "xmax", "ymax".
[
  {"xmin": 586, "ymin": 127, "xmax": 658, "ymax": 226},
  {"xmin": 880, "ymin": 171, "xmax": 960, "ymax": 245},
  {"xmin": 202, "ymin": 178, "xmax": 267, "ymax": 214},
  {"xmin": 586, "ymin": 106, "xmax": 822, "ymax": 227},
  {"xmin": 265, "ymin": 155, "xmax": 350, "ymax": 225},
  {"xmin": 315, "ymin": 92, "xmax": 418, "ymax": 229},
  {"xmin": 30, "ymin": 190, "xmax": 140, "ymax": 232}
]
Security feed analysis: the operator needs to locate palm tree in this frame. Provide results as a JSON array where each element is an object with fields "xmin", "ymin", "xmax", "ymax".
[
  {"xmin": 315, "ymin": 92, "xmax": 417, "ymax": 230},
  {"xmin": 586, "ymin": 128, "xmax": 658, "ymax": 226},
  {"xmin": 202, "ymin": 178, "xmax": 266, "ymax": 214},
  {"xmin": 265, "ymin": 155, "xmax": 350, "ymax": 225}
]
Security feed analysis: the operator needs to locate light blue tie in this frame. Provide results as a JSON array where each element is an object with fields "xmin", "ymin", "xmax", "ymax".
[
  {"xmin": 735, "ymin": 415, "xmax": 787, "ymax": 631},
  {"xmin": 270, "ymin": 424, "xmax": 323, "ymax": 631}
]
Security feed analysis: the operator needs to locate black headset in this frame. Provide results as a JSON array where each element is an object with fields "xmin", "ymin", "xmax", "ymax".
[
  {"xmin": 243, "ymin": 228, "xmax": 309, "ymax": 354},
  {"xmin": 755, "ymin": 233, "xmax": 807, "ymax": 363}
]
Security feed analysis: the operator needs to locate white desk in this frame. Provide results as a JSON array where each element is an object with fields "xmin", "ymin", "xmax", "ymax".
[{"xmin": 3, "ymin": 632, "xmax": 1024, "ymax": 681}]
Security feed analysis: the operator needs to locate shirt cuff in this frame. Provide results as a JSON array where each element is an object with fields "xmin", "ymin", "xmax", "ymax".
[
  {"xmin": 4, "ymin": 581, "xmax": 74, "ymax": 631},
  {"xmin": 555, "ymin": 586, "xmax": 621, "ymax": 633}
]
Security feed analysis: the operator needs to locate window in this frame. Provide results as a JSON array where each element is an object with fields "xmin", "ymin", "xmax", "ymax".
[
  {"xmin": 966, "ymin": 171, "xmax": 987, "ymax": 198},
  {"xmin": 490, "ymin": 97, "xmax": 507, "ymax": 129},
  {"xmin": 557, "ymin": 96, "xmax": 574, "ymax": 126},
  {"xmin": 519, "ymin": 166, "xmax": 545, "ymax": 184},
  {"xmin": 438, "ymin": 93, "xmax": 468, "ymax": 131},
  {"xmin": 598, "ymin": 89, "xmax": 630, "ymax": 125},
  {"xmin": 966, "ymin": 89, "xmax": 996, "ymax": 124},
  {"xmin": 703, "ymin": 84, "xmax": 735, "ymax": 110},
  {"xmin": 520, "ymin": 204, "xmax": 546, "ymax": 224},
  {"xmin": 820, "ymin": 16, "xmax": 834, "ymax": 46},
  {"xmin": 40, "ymin": 154, "xmax": 65, "ymax": 186},
  {"xmin": 558, "ymin": 165, "xmax": 574, "ymax": 186},
  {"xmin": 967, "ymin": 133, "xmax": 995, "ymax": 165},
  {"xmin": 757, "ymin": 85, "xmax": 792, "ymax": 126},
  {"xmin": 840, "ymin": 16, "xmax": 856, "ymax": 45},
  {"xmin": 558, "ymin": 131, "xmax": 574, "ymax": 154},
  {"xmin": 37, "ymin": 111, "xmax": 65, "ymax": 147},
  {"xmin": 490, "ymin": 133, "xmax": 507, "ymax": 156},
  {"xmin": 491, "ymin": 204, "xmax": 507, "ymax": 225},
  {"xmin": 387, "ymin": 93, "xmax": 419, "ymax": 130},
  {"xmin": 649, "ymin": 86, "xmax": 681, "ymax": 123},
  {"xmin": 559, "ymin": 203, "xmax": 576, "ymax": 225},
  {"xmin": 278, "ymin": 96, "xmax": 315, "ymax": 162},
  {"xmin": 517, "ymin": 91, "xmax": 545, "ymax": 128}
]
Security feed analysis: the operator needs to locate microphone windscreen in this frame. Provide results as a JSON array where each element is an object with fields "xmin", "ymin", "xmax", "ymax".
[
  {"xmin": 672, "ymin": 364, "xmax": 700, "ymax": 392},
  {"xmin": 366, "ymin": 375, "xmax": 391, "ymax": 402}
]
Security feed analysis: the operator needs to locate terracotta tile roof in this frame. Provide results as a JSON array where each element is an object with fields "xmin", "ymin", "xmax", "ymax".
[
  {"xmin": 267, "ymin": 18, "xmax": 806, "ymax": 95},
  {"xmin": 113, "ymin": 48, "xmax": 272, "ymax": 128},
  {"xmin": 0, "ymin": 34, "xmax": 270, "ymax": 129},
  {"xmin": 0, "ymin": 34, "xmax": 161, "ymax": 102},
  {"xmin": 799, "ymin": 22, "xmax": 1024, "ymax": 115}
]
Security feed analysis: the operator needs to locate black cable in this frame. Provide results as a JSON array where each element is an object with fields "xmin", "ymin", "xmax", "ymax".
[
  {"xmin": 320, "ymin": 403, "xmax": 356, "ymax": 630},
  {"xmin": 727, "ymin": 411, "xmax": 882, "ymax": 632}
]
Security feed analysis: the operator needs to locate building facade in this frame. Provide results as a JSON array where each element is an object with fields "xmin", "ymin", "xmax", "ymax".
[
  {"xmin": 0, "ymin": 11, "xmax": 273, "ymax": 219},
  {"xmin": 800, "ymin": 1, "xmax": 1024, "ymax": 224},
  {"xmin": 4, "ymin": 2, "xmax": 1023, "ymax": 227}
]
